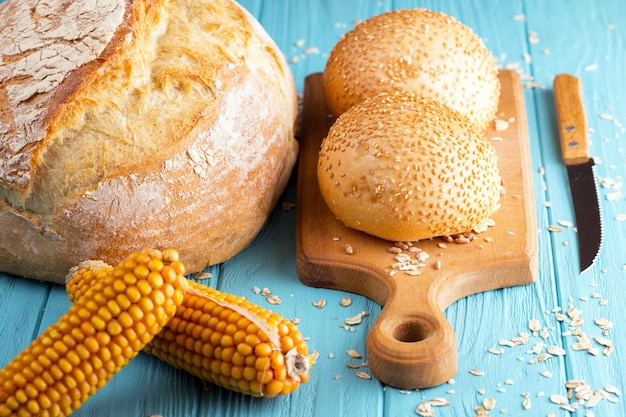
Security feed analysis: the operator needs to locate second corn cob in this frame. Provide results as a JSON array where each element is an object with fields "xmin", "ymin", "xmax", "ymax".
[
  {"xmin": 66, "ymin": 256, "xmax": 314, "ymax": 398},
  {"xmin": 0, "ymin": 248, "xmax": 188, "ymax": 417}
]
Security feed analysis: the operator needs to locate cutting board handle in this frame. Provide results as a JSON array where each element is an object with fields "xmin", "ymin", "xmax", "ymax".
[{"xmin": 366, "ymin": 276, "xmax": 457, "ymax": 388}]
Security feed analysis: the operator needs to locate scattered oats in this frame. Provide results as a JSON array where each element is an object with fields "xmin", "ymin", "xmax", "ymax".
[
  {"xmin": 328, "ymin": 353, "xmax": 335, "ymax": 359},
  {"xmin": 193, "ymin": 271, "xmax": 213, "ymax": 280},
  {"xmin": 294, "ymin": 38, "xmax": 305, "ymax": 47},
  {"xmin": 560, "ymin": 403, "xmax": 578, "ymax": 412},
  {"xmin": 290, "ymin": 55, "xmax": 299, "ymax": 64},
  {"xmin": 523, "ymin": 52, "xmax": 532, "ymax": 64},
  {"xmin": 547, "ymin": 346, "xmax": 566, "ymax": 356},
  {"xmin": 528, "ymin": 31, "xmax": 540, "ymax": 44},
  {"xmin": 448, "ymin": 378, "xmax": 456, "ymax": 385},
  {"xmin": 585, "ymin": 394, "xmax": 602, "ymax": 408},
  {"xmin": 430, "ymin": 398, "xmax": 450, "ymax": 407},
  {"xmin": 594, "ymin": 336, "xmax": 613, "ymax": 347},
  {"xmin": 488, "ymin": 347, "xmax": 503, "ymax": 355},
  {"xmin": 540, "ymin": 370, "xmax": 553, "ymax": 378},
  {"xmin": 346, "ymin": 349, "xmax": 362, "ymax": 359},
  {"xmin": 528, "ymin": 318, "xmax": 541, "ymax": 332},
  {"xmin": 469, "ymin": 369, "xmax": 485, "ymax": 376},
  {"xmin": 340, "ymin": 297, "xmax": 352, "ymax": 307},
  {"xmin": 346, "ymin": 363, "xmax": 360, "ymax": 369},
  {"xmin": 606, "ymin": 190, "xmax": 623, "ymax": 201},
  {"xmin": 599, "ymin": 113, "xmax": 614, "ymax": 121},
  {"xmin": 544, "ymin": 201, "xmax": 552, "ymax": 207},
  {"xmin": 550, "ymin": 394, "xmax": 569, "ymax": 405},
  {"xmin": 483, "ymin": 398, "xmax": 496, "ymax": 410},
  {"xmin": 504, "ymin": 379, "xmax": 514, "ymax": 385},
  {"xmin": 498, "ymin": 339, "xmax": 518, "ymax": 347},
  {"xmin": 584, "ymin": 64, "xmax": 599, "ymax": 72},
  {"xmin": 522, "ymin": 397, "xmax": 531, "ymax": 410},
  {"xmin": 334, "ymin": 375, "xmax": 342, "ymax": 380},
  {"xmin": 558, "ymin": 220, "xmax": 573, "ymax": 227},
  {"xmin": 540, "ymin": 328, "xmax": 550, "ymax": 339},
  {"xmin": 478, "ymin": 388, "xmax": 486, "ymax": 395},
  {"xmin": 388, "ymin": 246, "xmax": 403, "ymax": 254},
  {"xmin": 291, "ymin": 317, "xmax": 301, "ymax": 324},
  {"xmin": 415, "ymin": 401, "xmax": 434, "ymax": 417},
  {"xmin": 494, "ymin": 118, "xmax": 510, "ymax": 131},
  {"xmin": 304, "ymin": 46, "xmax": 320, "ymax": 55},
  {"xmin": 547, "ymin": 225, "xmax": 563, "ymax": 232},
  {"xmin": 434, "ymin": 259, "xmax": 442, "ymax": 270},
  {"xmin": 437, "ymin": 243, "xmax": 448, "ymax": 249},
  {"xmin": 355, "ymin": 371, "xmax": 372, "ymax": 380},
  {"xmin": 261, "ymin": 287, "xmax": 271, "ymax": 296},
  {"xmin": 594, "ymin": 317, "xmax": 613, "ymax": 330},
  {"xmin": 615, "ymin": 214, "xmax": 626, "ymax": 221},
  {"xmin": 417, "ymin": 251, "xmax": 430, "ymax": 262},
  {"xmin": 252, "ymin": 286, "xmax": 261, "ymax": 294},
  {"xmin": 513, "ymin": 13, "xmax": 526, "ymax": 20},
  {"xmin": 266, "ymin": 295, "xmax": 282, "ymax": 305},
  {"xmin": 345, "ymin": 312, "xmax": 364, "ymax": 325},
  {"xmin": 389, "ymin": 269, "xmax": 399, "ymax": 277},
  {"xmin": 312, "ymin": 299, "xmax": 326, "ymax": 309},
  {"xmin": 333, "ymin": 236, "xmax": 341, "ymax": 241},
  {"xmin": 344, "ymin": 244, "xmax": 354, "ymax": 254},
  {"xmin": 605, "ymin": 385, "xmax": 621, "ymax": 396}
]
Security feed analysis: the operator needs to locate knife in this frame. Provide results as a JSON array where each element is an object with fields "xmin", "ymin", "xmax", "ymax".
[{"xmin": 553, "ymin": 74, "xmax": 603, "ymax": 274}]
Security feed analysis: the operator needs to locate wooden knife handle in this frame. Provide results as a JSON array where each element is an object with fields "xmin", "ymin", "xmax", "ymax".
[{"xmin": 553, "ymin": 74, "xmax": 589, "ymax": 165}]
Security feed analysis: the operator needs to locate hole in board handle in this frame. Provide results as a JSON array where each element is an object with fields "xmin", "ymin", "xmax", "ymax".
[{"xmin": 388, "ymin": 317, "xmax": 434, "ymax": 343}]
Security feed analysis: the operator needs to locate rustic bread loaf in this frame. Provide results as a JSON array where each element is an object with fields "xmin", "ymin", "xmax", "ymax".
[
  {"xmin": 323, "ymin": 8, "xmax": 500, "ymax": 130},
  {"xmin": 0, "ymin": 0, "xmax": 298, "ymax": 283},
  {"xmin": 317, "ymin": 92, "xmax": 501, "ymax": 242}
]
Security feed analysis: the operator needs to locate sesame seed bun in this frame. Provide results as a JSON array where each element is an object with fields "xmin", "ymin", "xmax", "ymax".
[
  {"xmin": 323, "ymin": 8, "xmax": 500, "ymax": 130},
  {"xmin": 317, "ymin": 92, "xmax": 501, "ymax": 242}
]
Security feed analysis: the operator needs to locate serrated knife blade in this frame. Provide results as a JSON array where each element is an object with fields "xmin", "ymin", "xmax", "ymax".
[{"xmin": 553, "ymin": 74, "xmax": 603, "ymax": 274}]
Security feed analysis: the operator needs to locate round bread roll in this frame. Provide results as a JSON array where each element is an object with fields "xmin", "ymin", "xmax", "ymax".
[
  {"xmin": 0, "ymin": 0, "xmax": 298, "ymax": 283},
  {"xmin": 317, "ymin": 92, "xmax": 501, "ymax": 242},
  {"xmin": 323, "ymin": 8, "xmax": 500, "ymax": 130}
]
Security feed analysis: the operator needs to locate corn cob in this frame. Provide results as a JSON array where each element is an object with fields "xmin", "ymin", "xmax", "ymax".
[
  {"xmin": 0, "ymin": 248, "xmax": 188, "ymax": 417},
  {"xmin": 66, "ymin": 261, "xmax": 314, "ymax": 398}
]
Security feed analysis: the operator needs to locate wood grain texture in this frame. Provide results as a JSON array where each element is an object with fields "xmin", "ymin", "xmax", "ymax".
[
  {"xmin": 296, "ymin": 70, "xmax": 538, "ymax": 389},
  {"xmin": 553, "ymin": 74, "xmax": 590, "ymax": 165},
  {"xmin": 1, "ymin": 0, "xmax": 626, "ymax": 416}
]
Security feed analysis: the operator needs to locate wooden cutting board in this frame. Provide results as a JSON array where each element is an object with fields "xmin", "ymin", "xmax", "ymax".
[{"xmin": 295, "ymin": 70, "xmax": 538, "ymax": 389}]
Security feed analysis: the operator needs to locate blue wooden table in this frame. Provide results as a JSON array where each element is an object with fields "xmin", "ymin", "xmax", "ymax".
[{"xmin": 2, "ymin": 1, "xmax": 626, "ymax": 416}]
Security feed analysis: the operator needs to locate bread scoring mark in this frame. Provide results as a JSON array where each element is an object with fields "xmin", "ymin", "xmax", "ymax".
[{"xmin": 0, "ymin": 0, "xmax": 125, "ymax": 189}]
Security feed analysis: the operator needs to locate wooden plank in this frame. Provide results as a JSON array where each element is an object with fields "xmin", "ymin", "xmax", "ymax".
[{"xmin": 296, "ymin": 69, "xmax": 538, "ymax": 388}]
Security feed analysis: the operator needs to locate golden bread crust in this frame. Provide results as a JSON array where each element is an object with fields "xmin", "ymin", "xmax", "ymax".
[
  {"xmin": 323, "ymin": 8, "xmax": 500, "ymax": 130},
  {"xmin": 317, "ymin": 92, "xmax": 500, "ymax": 242},
  {"xmin": 0, "ymin": 0, "xmax": 298, "ymax": 282}
]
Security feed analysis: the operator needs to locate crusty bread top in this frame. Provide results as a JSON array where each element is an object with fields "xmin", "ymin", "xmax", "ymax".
[
  {"xmin": 0, "ymin": 0, "xmax": 130, "ymax": 190},
  {"xmin": 0, "ymin": 0, "xmax": 297, "ymax": 282},
  {"xmin": 0, "ymin": 0, "xmax": 293, "ymax": 214}
]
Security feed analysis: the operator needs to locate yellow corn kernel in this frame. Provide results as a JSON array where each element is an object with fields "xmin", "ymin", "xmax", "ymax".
[
  {"xmin": 66, "ymin": 263, "xmax": 314, "ymax": 398},
  {"xmin": 0, "ymin": 249, "xmax": 187, "ymax": 417}
]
